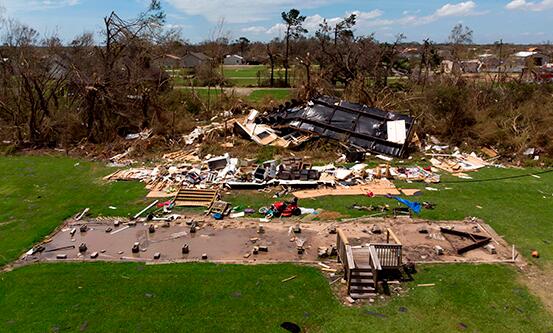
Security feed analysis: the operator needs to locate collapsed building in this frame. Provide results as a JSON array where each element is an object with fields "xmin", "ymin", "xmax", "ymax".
[{"xmin": 252, "ymin": 96, "xmax": 416, "ymax": 158}]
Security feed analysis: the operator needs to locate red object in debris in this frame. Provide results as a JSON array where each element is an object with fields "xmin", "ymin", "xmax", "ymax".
[
  {"xmin": 366, "ymin": 191, "xmax": 374, "ymax": 198},
  {"xmin": 157, "ymin": 201, "xmax": 172, "ymax": 208},
  {"xmin": 423, "ymin": 166, "xmax": 432, "ymax": 172},
  {"xmin": 270, "ymin": 199, "xmax": 301, "ymax": 218}
]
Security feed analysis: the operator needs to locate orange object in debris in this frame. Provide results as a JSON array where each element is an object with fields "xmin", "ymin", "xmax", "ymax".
[{"xmin": 532, "ymin": 250, "xmax": 540, "ymax": 258}]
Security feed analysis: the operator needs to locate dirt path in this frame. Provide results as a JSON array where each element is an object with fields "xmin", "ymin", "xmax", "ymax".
[
  {"xmin": 172, "ymin": 86, "xmax": 293, "ymax": 96},
  {"xmin": 519, "ymin": 263, "xmax": 553, "ymax": 313}
]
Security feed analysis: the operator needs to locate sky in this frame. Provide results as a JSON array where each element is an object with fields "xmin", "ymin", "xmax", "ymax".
[{"xmin": 0, "ymin": 0, "xmax": 552, "ymax": 44}]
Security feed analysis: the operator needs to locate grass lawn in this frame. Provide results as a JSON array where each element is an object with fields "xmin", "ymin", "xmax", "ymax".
[
  {"xmin": 223, "ymin": 65, "xmax": 266, "ymax": 78},
  {"xmin": 178, "ymin": 87, "xmax": 292, "ymax": 103},
  {"xmin": 229, "ymin": 77, "xmax": 262, "ymax": 87},
  {"xmin": 185, "ymin": 87, "xmax": 224, "ymax": 100},
  {"xmin": 248, "ymin": 89, "xmax": 293, "ymax": 103},
  {"xmin": 0, "ymin": 156, "xmax": 147, "ymax": 266},
  {"xmin": 1, "ymin": 155, "xmax": 552, "ymax": 332},
  {"xmin": 1, "ymin": 262, "xmax": 551, "ymax": 333}
]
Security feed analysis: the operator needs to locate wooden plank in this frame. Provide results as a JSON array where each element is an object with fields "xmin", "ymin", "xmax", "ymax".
[
  {"xmin": 368, "ymin": 245, "xmax": 382, "ymax": 270},
  {"xmin": 345, "ymin": 245, "xmax": 355, "ymax": 270},
  {"xmin": 386, "ymin": 228, "xmax": 402, "ymax": 245},
  {"xmin": 400, "ymin": 189, "xmax": 421, "ymax": 196},
  {"xmin": 292, "ymin": 180, "xmax": 402, "ymax": 199}
]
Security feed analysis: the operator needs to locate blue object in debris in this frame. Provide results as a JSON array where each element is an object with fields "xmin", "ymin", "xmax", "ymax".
[
  {"xmin": 393, "ymin": 197, "xmax": 422, "ymax": 214},
  {"xmin": 212, "ymin": 213, "xmax": 223, "ymax": 220}
]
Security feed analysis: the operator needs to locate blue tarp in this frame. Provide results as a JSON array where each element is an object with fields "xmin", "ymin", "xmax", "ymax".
[{"xmin": 393, "ymin": 197, "xmax": 422, "ymax": 214}]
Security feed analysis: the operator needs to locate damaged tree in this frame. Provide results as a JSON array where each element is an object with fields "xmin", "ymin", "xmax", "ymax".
[
  {"xmin": 0, "ymin": 0, "xmax": 173, "ymax": 146},
  {"xmin": 281, "ymin": 9, "xmax": 307, "ymax": 87}
]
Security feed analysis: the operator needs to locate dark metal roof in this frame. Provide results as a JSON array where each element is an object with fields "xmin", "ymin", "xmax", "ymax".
[{"xmin": 257, "ymin": 96, "xmax": 415, "ymax": 158}]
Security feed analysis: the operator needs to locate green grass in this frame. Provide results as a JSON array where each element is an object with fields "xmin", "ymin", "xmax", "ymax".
[
  {"xmin": 228, "ymin": 77, "xmax": 262, "ymax": 87},
  {"xmin": 1, "ymin": 156, "xmax": 552, "ymax": 332},
  {"xmin": 186, "ymin": 88, "xmax": 224, "ymax": 99},
  {"xmin": 177, "ymin": 87, "xmax": 292, "ymax": 103},
  {"xmin": 0, "ymin": 156, "xmax": 147, "ymax": 266},
  {"xmin": 248, "ymin": 89, "xmax": 293, "ymax": 102},
  {"xmin": 0, "ymin": 262, "xmax": 551, "ymax": 332},
  {"xmin": 223, "ymin": 65, "xmax": 266, "ymax": 78},
  {"xmin": 228, "ymin": 166, "xmax": 553, "ymax": 265}
]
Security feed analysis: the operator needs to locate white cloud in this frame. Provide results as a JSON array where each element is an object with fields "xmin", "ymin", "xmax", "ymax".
[
  {"xmin": 365, "ymin": 1, "xmax": 480, "ymax": 27},
  {"xmin": 348, "ymin": 9, "xmax": 383, "ymax": 21},
  {"xmin": 1, "ymin": 0, "xmax": 80, "ymax": 11},
  {"xmin": 165, "ymin": 0, "xmax": 336, "ymax": 23},
  {"xmin": 241, "ymin": 2, "xmax": 482, "ymax": 37},
  {"xmin": 241, "ymin": 26, "xmax": 268, "ymax": 34},
  {"xmin": 266, "ymin": 23, "xmax": 286, "ymax": 35},
  {"xmin": 245, "ymin": 10, "xmax": 382, "ymax": 36},
  {"xmin": 434, "ymin": 1, "xmax": 476, "ymax": 17},
  {"xmin": 506, "ymin": 0, "xmax": 553, "ymax": 11}
]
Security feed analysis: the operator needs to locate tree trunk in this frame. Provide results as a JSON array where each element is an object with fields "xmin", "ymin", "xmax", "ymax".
[
  {"xmin": 284, "ymin": 27, "xmax": 290, "ymax": 87},
  {"xmin": 141, "ymin": 93, "xmax": 150, "ymax": 128}
]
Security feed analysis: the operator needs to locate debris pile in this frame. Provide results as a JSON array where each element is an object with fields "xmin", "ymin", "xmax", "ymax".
[
  {"xmin": 104, "ymin": 155, "xmax": 434, "ymax": 199},
  {"xmin": 429, "ymin": 152, "xmax": 491, "ymax": 178}
]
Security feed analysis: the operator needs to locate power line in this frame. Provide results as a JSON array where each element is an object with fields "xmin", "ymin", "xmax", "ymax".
[{"xmin": 439, "ymin": 168, "xmax": 553, "ymax": 184}]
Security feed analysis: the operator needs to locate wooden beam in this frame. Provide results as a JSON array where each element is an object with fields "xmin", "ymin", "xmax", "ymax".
[
  {"xmin": 337, "ymin": 228, "xmax": 349, "ymax": 246},
  {"xmin": 368, "ymin": 245, "xmax": 382, "ymax": 270},
  {"xmin": 386, "ymin": 228, "xmax": 402, "ymax": 245}
]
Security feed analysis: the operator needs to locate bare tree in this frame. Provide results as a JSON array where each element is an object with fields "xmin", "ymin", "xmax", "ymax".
[
  {"xmin": 266, "ymin": 39, "xmax": 280, "ymax": 87},
  {"xmin": 449, "ymin": 23, "xmax": 473, "ymax": 62}
]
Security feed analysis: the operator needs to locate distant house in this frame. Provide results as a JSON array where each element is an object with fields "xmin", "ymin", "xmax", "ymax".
[
  {"xmin": 155, "ymin": 54, "xmax": 183, "ymax": 68},
  {"xmin": 511, "ymin": 51, "xmax": 549, "ymax": 67},
  {"xmin": 182, "ymin": 52, "xmax": 212, "ymax": 68},
  {"xmin": 224, "ymin": 54, "xmax": 245, "ymax": 65},
  {"xmin": 477, "ymin": 53, "xmax": 501, "ymax": 72},
  {"xmin": 437, "ymin": 49, "xmax": 453, "ymax": 61},
  {"xmin": 440, "ymin": 60, "xmax": 460, "ymax": 74},
  {"xmin": 460, "ymin": 59, "xmax": 482, "ymax": 73},
  {"xmin": 45, "ymin": 54, "xmax": 69, "ymax": 79},
  {"xmin": 398, "ymin": 47, "xmax": 420, "ymax": 61}
]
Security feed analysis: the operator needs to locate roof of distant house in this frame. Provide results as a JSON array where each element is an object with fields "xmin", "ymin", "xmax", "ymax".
[
  {"xmin": 226, "ymin": 54, "xmax": 244, "ymax": 59},
  {"xmin": 513, "ymin": 51, "xmax": 538, "ymax": 58},
  {"xmin": 187, "ymin": 52, "xmax": 211, "ymax": 60},
  {"xmin": 165, "ymin": 54, "xmax": 181, "ymax": 60},
  {"xmin": 401, "ymin": 47, "xmax": 419, "ymax": 53}
]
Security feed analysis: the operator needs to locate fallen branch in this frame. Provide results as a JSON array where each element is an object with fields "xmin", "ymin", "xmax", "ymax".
[{"xmin": 281, "ymin": 275, "xmax": 297, "ymax": 283}]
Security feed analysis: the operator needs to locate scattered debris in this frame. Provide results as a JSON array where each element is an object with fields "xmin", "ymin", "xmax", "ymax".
[
  {"xmin": 281, "ymin": 275, "xmax": 297, "ymax": 283},
  {"xmin": 440, "ymin": 227, "xmax": 491, "ymax": 254}
]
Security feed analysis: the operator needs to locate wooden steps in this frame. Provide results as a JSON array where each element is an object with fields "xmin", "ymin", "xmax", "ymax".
[
  {"xmin": 349, "ymin": 268, "xmax": 377, "ymax": 299},
  {"xmin": 173, "ymin": 188, "xmax": 218, "ymax": 207}
]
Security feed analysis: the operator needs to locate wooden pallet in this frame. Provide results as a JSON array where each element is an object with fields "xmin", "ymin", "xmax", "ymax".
[{"xmin": 173, "ymin": 188, "xmax": 218, "ymax": 207}]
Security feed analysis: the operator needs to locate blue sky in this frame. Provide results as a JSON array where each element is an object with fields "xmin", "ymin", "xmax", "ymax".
[{"xmin": 1, "ymin": 0, "xmax": 552, "ymax": 44}]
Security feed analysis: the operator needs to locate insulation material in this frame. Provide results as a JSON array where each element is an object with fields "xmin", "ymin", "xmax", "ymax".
[{"xmin": 386, "ymin": 120, "xmax": 407, "ymax": 144}]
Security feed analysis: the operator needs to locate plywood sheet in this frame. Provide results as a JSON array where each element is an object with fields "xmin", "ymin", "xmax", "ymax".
[{"xmin": 292, "ymin": 180, "xmax": 401, "ymax": 199}]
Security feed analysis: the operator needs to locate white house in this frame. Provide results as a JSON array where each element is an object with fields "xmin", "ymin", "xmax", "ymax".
[{"xmin": 224, "ymin": 54, "xmax": 245, "ymax": 65}]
